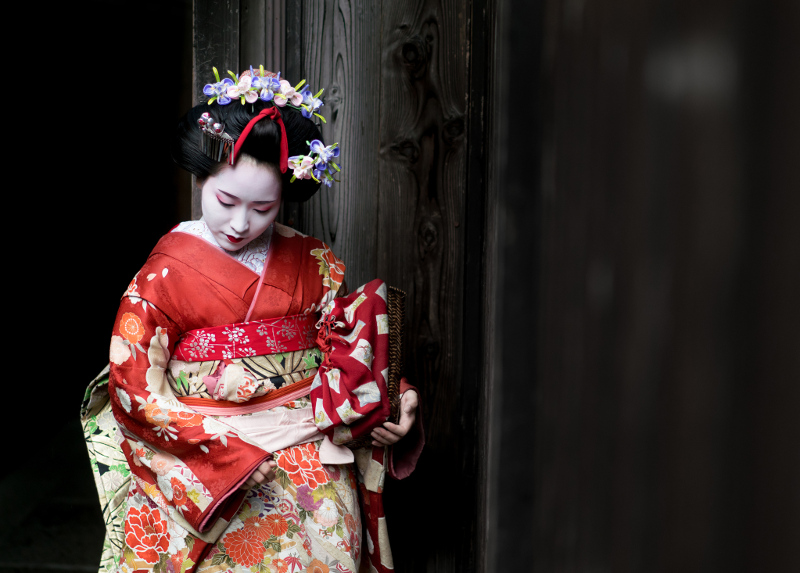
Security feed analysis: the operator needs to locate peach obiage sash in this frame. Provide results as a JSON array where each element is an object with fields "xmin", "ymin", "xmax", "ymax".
[{"xmin": 175, "ymin": 375, "xmax": 354, "ymax": 465}]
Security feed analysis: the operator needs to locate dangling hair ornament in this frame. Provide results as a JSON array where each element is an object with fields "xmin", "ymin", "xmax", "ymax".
[
  {"xmin": 197, "ymin": 113, "xmax": 235, "ymax": 165},
  {"xmin": 201, "ymin": 65, "xmax": 341, "ymax": 184}
]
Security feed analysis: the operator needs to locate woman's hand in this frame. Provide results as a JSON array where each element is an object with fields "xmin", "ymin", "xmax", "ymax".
[
  {"xmin": 371, "ymin": 389, "xmax": 419, "ymax": 447},
  {"xmin": 240, "ymin": 459, "xmax": 277, "ymax": 490}
]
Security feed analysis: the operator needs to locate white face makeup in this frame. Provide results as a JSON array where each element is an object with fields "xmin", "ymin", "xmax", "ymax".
[{"xmin": 200, "ymin": 158, "xmax": 282, "ymax": 252}]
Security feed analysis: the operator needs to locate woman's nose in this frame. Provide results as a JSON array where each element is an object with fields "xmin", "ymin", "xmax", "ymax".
[{"xmin": 230, "ymin": 209, "xmax": 250, "ymax": 233}]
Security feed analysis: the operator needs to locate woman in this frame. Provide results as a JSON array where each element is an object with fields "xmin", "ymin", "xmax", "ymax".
[{"xmin": 83, "ymin": 67, "xmax": 421, "ymax": 573}]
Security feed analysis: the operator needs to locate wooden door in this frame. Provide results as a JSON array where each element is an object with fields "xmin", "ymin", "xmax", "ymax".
[{"xmin": 193, "ymin": 1, "xmax": 496, "ymax": 571}]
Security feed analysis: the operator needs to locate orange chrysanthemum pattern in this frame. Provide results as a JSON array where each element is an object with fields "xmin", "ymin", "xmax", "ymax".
[
  {"xmin": 169, "ymin": 409, "xmax": 204, "ymax": 428},
  {"xmin": 119, "ymin": 312, "xmax": 145, "ymax": 344},
  {"xmin": 224, "ymin": 527, "xmax": 263, "ymax": 567},
  {"xmin": 243, "ymin": 516, "xmax": 272, "ymax": 542},
  {"xmin": 263, "ymin": 513, "xmax": 289, "ymax": 537}
]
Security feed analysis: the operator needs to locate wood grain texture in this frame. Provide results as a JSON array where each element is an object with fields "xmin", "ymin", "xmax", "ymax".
[
  {"xmin": 296, "ymin": 0, "xmax": 383, "ymax": 289},
  {"xmin": 290, "ymin": 1, "xmax": 477, "ymax": 571},
  {"xmin": 192, "ymin": 0, "xmax": 241, "ymax": 219},
  {"xmin": 240, "ymin": 0, "xmax": 266, "ymax": 67},
  {"xmin": 376, "ymin": 1, "xmax": 469, "ymax": 571}
]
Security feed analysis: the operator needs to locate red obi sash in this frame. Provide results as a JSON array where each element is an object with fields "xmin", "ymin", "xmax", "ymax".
[{"xmin": 173, "ymin": 313, "xmax": 319, "ymax": 362}]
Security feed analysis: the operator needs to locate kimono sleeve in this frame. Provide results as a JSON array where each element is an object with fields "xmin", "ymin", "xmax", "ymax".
[
  {"xmin": 108, "ymin": 295, "xmax": 271, "ymax": 533},
  {"xmin": 311, "ymin": 279, "xmax": 392, "ymax": 444}
]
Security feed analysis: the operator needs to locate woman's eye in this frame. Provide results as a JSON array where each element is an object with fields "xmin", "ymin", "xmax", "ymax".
[
  {"xmin": 254, "ymin": 207, "xmax": 272, "ymax": 214},
  {"xmin": 217, "ymin": 198, "xmax": 234, "ymax": 207}
]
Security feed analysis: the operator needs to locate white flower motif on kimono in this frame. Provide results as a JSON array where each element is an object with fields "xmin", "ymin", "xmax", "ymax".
[
  {"xmin": 124, "ymin": 275, "xmax": 141, "ymax": 298},
  {"xmin": 341, "ymin": 320, "xmax": 366, "ymax": 344},
  {"xmin": 96, "ymin": 409, "xmax": 117, "ymax": 432},
  {"xmin": 311, "ymin": 371, "xmax": 323, "ymax": 391},
  {"xmin": 101, "ymin": 469, "xmax": 126, "ymax": 492},
  {"xmin": 223, "ymin": 326, "xmax": 248, "ymax": 343},
  {"xmin": 375, "ymin": 314, "xmax": 389, "ymax": 335},
  {"xmin": 314, "ymin": 398, "xmax": 333, "ymax": 430},
  {"xmin": 201, "ymin": 417, "xmax": 238, "ymax": 447},
  {"xmin": 336, "ymin": 398, "xmax": 363, "ymax": 425},
  {"xmin": 350, "ymin": 339, "xmax": 374, "ymax": 368},
  {"xmin": 187, "ymin": 331, "xmax": 215, "ymax": 359},
  {"xmin": 167, "ymin": 519, "xmax": 189, "ymax": 555},
  {"xmin": 110, "ymin": 335, "xmax": 132, "ymax": 365},
  {"xmin": 146, "ymin": 327, "xmax": 173, "ymax": 396},
  {"xmin": 116, "ymin": 388, "xmax": 132, "ymax": 413},
  {"xmin": 353, "ymin": 381, "xmax": 382, "ymax": 408},
  {"xmin": 344, "ymin": 293, "xmax": 368, "ymax": 323},
  {"xmin": 326, "ymin": 368, "xmax": 342, "ymax": 393},
  {"xmin": 280, "ymin": 322, "xmax": 298, "ymax": 339},
  {"xmin": 148, "ymin": 327, "xmax": 170, "ymax": 367},
  {"xmin": 375, "ymin": 281, "xmax": 388, "ymax": 302},
  {"xmin": 314, "ymin": 498, "xmax": 339, "ymax": 528}
]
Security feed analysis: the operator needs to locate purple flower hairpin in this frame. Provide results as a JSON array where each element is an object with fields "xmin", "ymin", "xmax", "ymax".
[
  {"xmin": 288, "ymin": 139, "xmax": 341, "ymax": 187},
  {"xmin": 203, "ymin": 66, "xmax": 328, "ymax": 124}
]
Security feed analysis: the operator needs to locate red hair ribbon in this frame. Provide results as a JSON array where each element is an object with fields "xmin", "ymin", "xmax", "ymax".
[{"xmin": 232, "ymin": 106, "xmax": 289, "ymax": 173}]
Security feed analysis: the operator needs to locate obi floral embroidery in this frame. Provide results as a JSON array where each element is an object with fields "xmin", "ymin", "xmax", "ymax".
[{"xmin": 172, "ymin": 313, "xmax": 319, "ymax": 362}]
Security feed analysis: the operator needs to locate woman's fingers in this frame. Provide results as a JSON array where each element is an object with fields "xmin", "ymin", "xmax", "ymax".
[
  {"xmin": 240, "ymin": 459, "xmax": 277, "ymax": 489},
  {"xmin": 371, "ymin": 425, "xmax": 401, "ymax": 446},
  {"xmin": 371, "ymin": 391, "xmax": 419, "ymax": 445}
]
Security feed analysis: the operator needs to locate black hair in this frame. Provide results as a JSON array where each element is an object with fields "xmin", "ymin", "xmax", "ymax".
[{"xmin": 172, "ymin": 100, "xmax": 323, "ymax": 202}]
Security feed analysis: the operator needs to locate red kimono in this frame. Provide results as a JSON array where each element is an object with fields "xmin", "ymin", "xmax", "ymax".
[{"xmin": 98, "ymin": 222, "xmax": 420, "ymax": 573}]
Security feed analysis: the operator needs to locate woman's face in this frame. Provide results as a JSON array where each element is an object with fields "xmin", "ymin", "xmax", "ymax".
[{"xmin": 200, "ymin": 158, "xmax": 282, "ymax": 251}]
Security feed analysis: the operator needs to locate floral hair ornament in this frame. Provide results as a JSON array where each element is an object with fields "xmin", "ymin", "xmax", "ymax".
[
  {"xmin": 204, "ymin": 66, "xmax": 327, "ymax": 124},
  {"xmin": 201, "ymin": 66, "xmax": 340, "ymax": 184},
  {"xmin": 288, "ymin": 140, "xmax": 341, "ymax": 186}
]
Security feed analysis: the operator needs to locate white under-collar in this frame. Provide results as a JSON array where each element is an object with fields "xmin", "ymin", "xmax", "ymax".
[{"xmin": 171, "ymin": 219, "xmax": 273, "ymax": 275}]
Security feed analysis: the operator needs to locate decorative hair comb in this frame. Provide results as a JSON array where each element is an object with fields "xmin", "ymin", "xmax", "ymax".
[
  {"xmin": 197, "ymin": 112, "xmax": 235, "ymax": 165},
  {"xmin": 200, "ymin": 66, "xmax": 341, "ymax": 185}
]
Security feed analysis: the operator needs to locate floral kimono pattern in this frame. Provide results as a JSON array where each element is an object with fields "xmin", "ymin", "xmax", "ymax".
[{"xmin": 83, "ymin": 223, "xmax": 419, "ymax": 573}]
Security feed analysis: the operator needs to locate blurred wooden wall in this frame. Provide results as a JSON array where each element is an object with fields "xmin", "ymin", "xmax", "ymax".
[{"xmin": 489, "ymin": 0, "xmax": 799, "ymax": 572}]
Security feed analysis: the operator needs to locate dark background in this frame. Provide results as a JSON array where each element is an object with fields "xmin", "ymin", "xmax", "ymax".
[{"xmin": 1, "ymin": 1, "xmax": 193, "ymax": 570}]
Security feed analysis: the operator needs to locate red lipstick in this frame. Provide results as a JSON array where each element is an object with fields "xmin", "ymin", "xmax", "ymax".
[{"xmin": 226, "ymin": 235, "xmax": 244, "ymax": 244}]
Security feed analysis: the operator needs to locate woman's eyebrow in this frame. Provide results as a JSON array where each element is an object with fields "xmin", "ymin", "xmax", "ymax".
[{"xmin": 218, "ymin": 190, "xmax": 276, "ymax": 204}]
